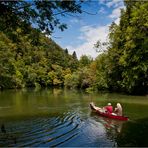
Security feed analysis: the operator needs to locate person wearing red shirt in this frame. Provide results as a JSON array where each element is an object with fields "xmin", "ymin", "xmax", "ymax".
[{"xmin": 103, "ymin": 103, "xmax": 113, "ymax": 114}]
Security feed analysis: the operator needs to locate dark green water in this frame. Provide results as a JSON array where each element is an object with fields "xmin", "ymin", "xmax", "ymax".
[{"xmin": 0, "ymin": 89, "xmax": 148, "ymax": 147}]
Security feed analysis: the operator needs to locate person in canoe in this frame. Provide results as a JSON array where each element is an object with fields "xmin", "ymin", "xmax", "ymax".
[
  {"xmin": 114, "ymin": 103, "xmax": 122, "ymax": 116},
  {"xmin": 90, "ymin": 102, "xmax": 113, "ymax": 114},
  {"xmin": 90, "ymin": 102, "xmax": 128, "ymax": 120},
  {"xmin": 90, "ymin": 102, "xmax": 106, "ymax": 113},
  {"xmin": 103, "ymin": 103, "xmax": 113, "ymax": 114}
]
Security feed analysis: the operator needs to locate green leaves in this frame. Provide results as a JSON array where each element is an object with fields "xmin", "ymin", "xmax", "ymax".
[
  {"xmin": 0, "ymin": 23, "xmax": 80, "ymax": 89},
  {"xmin": 107, "ymin": 1, "xmax": 148, "ymax": 94},
  {"xmin": 93, "ymin": 1, "xmax": 148, "ymax": 94},
  {"xmin": 0, "ymin": 1, "xmax": 82, "ymax": 35}
]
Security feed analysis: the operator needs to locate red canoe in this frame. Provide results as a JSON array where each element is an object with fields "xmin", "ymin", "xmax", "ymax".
[{"xmin": 90, "ymin": 103, "xmax": 128, "ymax": 121}]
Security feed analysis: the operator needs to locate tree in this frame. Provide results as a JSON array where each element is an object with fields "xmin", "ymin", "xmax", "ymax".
[
  {"xmin": 72, "ymin": 51, "xmax": 77, "ymax": 60},
  {"xmin": 0, "ymin": 1, "xmax": 83, "ymax": 35},
  {"xmin": 0, "ymin": 25, "xmax": 79, "ymax": 89},
  {"xmin": 64, "ymin": 72, "xmax": 79, "ymax": 89},
  {"xmin": 65, "ymin": 48, "xmax": 68, "ymax": 54},
  {"xmin": 94, "ymin": 1, "xmax": 148, "ymax": 94},
  {"xmin": 79, "ymin": 55, "xmax": 93, "ymax": 67}
]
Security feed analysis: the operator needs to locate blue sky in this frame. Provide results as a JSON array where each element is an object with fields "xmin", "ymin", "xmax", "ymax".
[{"xmin": 51, "ymin": 0, "xmax": 125, "ymax": 59}]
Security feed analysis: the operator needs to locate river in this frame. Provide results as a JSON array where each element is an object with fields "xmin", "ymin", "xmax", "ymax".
[{"xmin": 0, "ymin": 88, "xmax": 148, "ymax": 147}]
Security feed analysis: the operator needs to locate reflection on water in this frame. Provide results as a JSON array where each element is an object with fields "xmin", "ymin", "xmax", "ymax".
[
  {"xmin": 0, "ymin": 111, "xmax": 121, "ymax": 147},
  {"xmin": 90, "ymin": 112, "xmax": 125, "ymax": 147},
  {"xmin": 0, "ymin": 112, "xmax": 80, "ymax": 147},
  {"xmin": 0, "ymin": 89, "xmax": 148, "ymax": 147},
  {"xmin": 90, "ymin": 112, "xmax": 124, "ymax": 133},
  {"xmin": 0, "ymin": 111, "xmax": 126, "ymax": 147},
  {"xmin": 117, "ymin": 118, "xmax": 148, "ymax": 147}
]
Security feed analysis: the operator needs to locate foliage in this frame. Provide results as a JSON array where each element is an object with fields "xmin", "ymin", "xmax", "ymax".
[
  {"xmin": 0, "ymin": 1, "xmax": 82, "ymax": 35},
  {"xmin": 0, "ymin": 0, "xmax": 82, "ymax": 89},
  {"xmin": 0, "ymin": 1, "xmax": 148, "ymax": 95},
  {"xmin": 0, "ymin": 28, "xmax": 78, "ymax": 89},
  {"xmin": 64, "ymin": 73, "xmax": 79, "ymax": 89},
  {"xmin": 94, "ymin": 1, "xmax": 148, "ymax": 94},
  {"xmin": 79, "ymin": 55, "xmax": 93, "ymax": 67}
]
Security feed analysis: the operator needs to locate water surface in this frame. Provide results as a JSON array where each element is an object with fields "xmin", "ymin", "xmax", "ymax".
[{"xmin": 0, "ymin": 89, "xmax": 148, "ymax": 147}]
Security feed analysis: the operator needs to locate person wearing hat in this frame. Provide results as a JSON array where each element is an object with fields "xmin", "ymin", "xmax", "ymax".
[{"xmin": 103, "ymin": 103, "xmax": 113, "ymax": 114}]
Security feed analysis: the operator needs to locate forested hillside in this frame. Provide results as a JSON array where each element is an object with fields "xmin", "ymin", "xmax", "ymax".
[
  {"xmin": 0, "ymin": 1, "xmax": 147, "ymax": 95},
  {"xmin": 0, "ymin": 28, "xmax": 79, "ymax": 89},
  {"xmin": 0, "ymin": 1, "xmax": 81, "ymax": 89}
]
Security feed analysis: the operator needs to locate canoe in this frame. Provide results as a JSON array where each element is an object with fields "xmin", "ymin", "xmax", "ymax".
[{"xmin": 90, "ymin": 103, "xmax": 128, "ymax": 121}]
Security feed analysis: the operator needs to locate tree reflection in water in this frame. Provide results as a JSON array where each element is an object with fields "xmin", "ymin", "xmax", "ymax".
[
  {"xmin": 0, "ymin": 123, "xmax": 17, "ymax": 146},
  {"xmin": 116, "ymin": 117, "xmax": 148, "ymax": 147}
]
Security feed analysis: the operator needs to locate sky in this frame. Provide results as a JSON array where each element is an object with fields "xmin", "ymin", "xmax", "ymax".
[{"xmin": 51, "ymin": 0, "xmax": 125, "ymax": 59}]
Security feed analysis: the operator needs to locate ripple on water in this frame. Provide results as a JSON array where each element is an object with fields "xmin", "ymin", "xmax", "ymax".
[
  {"xmin": 0, "ymin": 111, "xmax": 82, "ymax": 147},
  {"xmin": 0, "ymin": 109, "xmax": 119, "ymax": 147}
]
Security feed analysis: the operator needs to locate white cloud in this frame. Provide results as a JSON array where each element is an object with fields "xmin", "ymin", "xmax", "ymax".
[
  {"xmin": 114, "ymin": 17, "xmax": 120, "ymax": 25},
  {"xmin": 70, "ymin": 18, "xmax": 85, "ymax": 25},
  {"xmin": 66, "ymin": 25, "xmax": 109, "ymax": 59},
  {"xmin": 109, "ymin": 5, "xmax": 125, "ymax": 25},
  {"xmin": 70, "ymin": 18, "xmax": 79, "ymax": 24},
  {"xmin": 109, "ymin": 6, "xmax": 123, "ymax": 19},
  {"xmin": 98, "ymin": 7, "xmax": 106, "ymax": 14},
  {"xmin": 100, "ymin": 0, "xmax": 124, "ymax": 8},
  {"xmin": 65, "ymin": 0, "xmax": 125, "ymax": 59},
  {"xmin": 107, "ymin": 0, "xmax": 123, "ymax": 8},
  {"xmin": 99, "ymin": 0, "xmax": 106, "ymax": 5}
]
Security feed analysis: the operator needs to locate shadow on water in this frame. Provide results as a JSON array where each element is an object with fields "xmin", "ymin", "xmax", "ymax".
[
  {"xmin": 0, "ymin": 123, "xmax": 17, "ymax": 146},
  {"xmin": 90, "ymin": 112, "xmax": 148, "ymax": 147},
  {"xmin": 116, "ymin": 117, "xmax": 148, "ymax": 147},
  {"xmin": 1, "ymin": 124, "xmax": 6, "ymax": 133}
]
